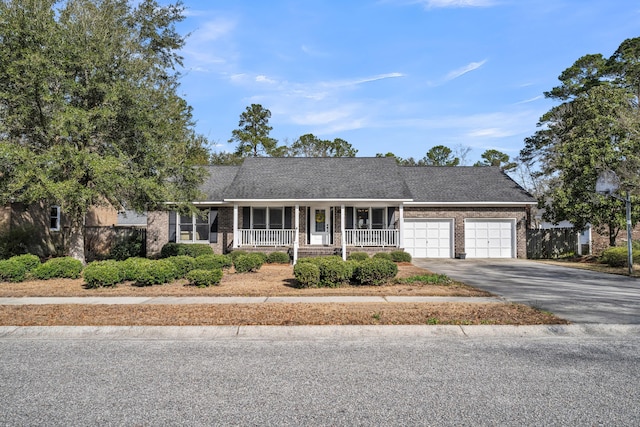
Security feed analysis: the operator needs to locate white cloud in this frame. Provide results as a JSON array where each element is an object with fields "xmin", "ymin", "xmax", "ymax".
[
  {"xmin": 443, "ymin": 60, "xmax": 487, "ymax": 81},
  {"xmin": 514, "ymin": 95, "xmax": 543, "ymax": 104},
  {"xmin": 466, "ymin": 127, "xmax": 515, "ymax": 138},
  {"xmin": 256, "ymin": 75, "xmax": 277, "ymax": 84}
]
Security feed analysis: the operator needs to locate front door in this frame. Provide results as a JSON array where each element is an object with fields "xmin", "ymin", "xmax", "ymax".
[{"xmin": 310, "ymin": 207, "xmax": 330, "ymax": 245}]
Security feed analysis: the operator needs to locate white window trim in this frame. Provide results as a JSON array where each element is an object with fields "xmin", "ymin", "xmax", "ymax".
[
  {"xmin": 349, "ymin": 207, "xmax": 388, "ymax": 230},
  {"xmin": 50, "ymin": 206, "xmax": 61, "ymax": 232},
  {"xmin": 250, "ymin": 207, "xmax": 286, "ymax": 230},
  {"xmin": 177, "ymin": 209, "xmax": 210, "ymax": 244}
]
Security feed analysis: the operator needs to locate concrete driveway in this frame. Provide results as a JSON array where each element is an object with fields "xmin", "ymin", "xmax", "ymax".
[{"xmin": 413, "ymin": 258, "xmax": 640, "ymax": 324}]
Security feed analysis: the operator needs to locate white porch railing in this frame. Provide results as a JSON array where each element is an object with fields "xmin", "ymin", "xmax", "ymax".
[
  {"xmin": 239, "ymin": 229, "xmax": 295, "ymax": 247},
  {"xmin": 345, "ymin": 229, "xmax": 399, "ymax": 247}
]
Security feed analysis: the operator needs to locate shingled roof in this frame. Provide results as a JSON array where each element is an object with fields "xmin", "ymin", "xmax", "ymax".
[
  {"xmin": 400, "ymin": 166, "xmax": 536, "ymax": 204},
  {"xmin": 223, "ymin": 157, "xmax": 412, "ymax": 201},
  {"xmin": 197, "ymin": 158, "xmax": 535, "ymax": 204}
]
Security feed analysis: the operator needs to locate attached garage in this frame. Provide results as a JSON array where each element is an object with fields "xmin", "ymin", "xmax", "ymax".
[
  {"xmin": 464, "ymin": 219, "xmax": 515, "ymax": 258},
  {"xmin": 403, "ymin": 219, "xmax": 453, "ymax": 258}
]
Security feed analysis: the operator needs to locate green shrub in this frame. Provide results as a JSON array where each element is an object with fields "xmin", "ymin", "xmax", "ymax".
[
  {"xmin": 267, "ymin": 251, "xmax": 290, "ymax": 264},
  {"xmin": 133, "ymin": 259, "xmax": 178, "ymax": 286},
  {"xmin": 160, "ymin": 243, "xmax": 213, "ymax": 258},
  {"xmin": 354, "ymin": 259, "xmax": 398, "ymax": 285},
  {"xmin": 83, "ymin": 260, "xmax": 125, "ymax": 288},
  {"xmin": 293, "ymin": 262, "xmax": 320, "ymax": 288},
  {"xmin": 233, "ymin": 253, "xmax": 265, "ymax": 273},
  {"xmin": 316, "ymin": 257, "xmax": 353, "ymax": 287},
  {"xmin": 194, "ymin": 254, "xmax": 232, "ymax": 270},
  {"xmin": 389, "ymin": 250, "xmax": 412, "ymax": 263},
  {"xmin": 31, "ymin": 257, "xmax": 83, "ymax": 280},
  {"xmin": 160, "ymin": 242, "xmax": 181, "ymax": 258},
  {"xmin": 109, "ymin": 231, "xmax": 145, "ymax": 260},
  {"xmin": 347, "ymin": 252, "xmax": 369, "ymax": 261},
  {"xmin": 228, "ymin": 250, "xmax": 248, "ymax": 261},
  {"xmin": 185, "ymin": 268, "xmax": 223, "ymax": 287},
  {"xmin": 166, "ymin": 255, "xmax": 197, "ymax": 278},
  {"xmin": 10, "ymin": 254, "xmax": 41, "ymax": 272},
  {"xmin": 120, "ymin": 257, "xmax": 151, "ymax": 281},
  {"xmin": 395, "ymin": 274, "xmax": 452, "ymax": 285},
  {"xmin": 600, "ymin": 246, "xmax": 640, "ymax": 267},
  {"xmin": 0, "ymin": 259, "xmax": 27, "ymax": 282},
  {"xmin": 372, "ymin": 252, "xmax": 393, "ymax": 261},
  {"xmin": 185, "ymin": 244, "xmax": 214, "ymax": 258}
]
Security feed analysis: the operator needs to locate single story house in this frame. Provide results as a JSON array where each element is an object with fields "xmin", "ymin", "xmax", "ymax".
[{"xmin": 146, "ymin": 157, "xmax": 537, "ymax": 260}]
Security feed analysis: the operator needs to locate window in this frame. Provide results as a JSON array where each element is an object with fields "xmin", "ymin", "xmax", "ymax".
[
  {"xmin": 178, "ymin": 209, "xmax": 209, "ymax": 243},
  {"xmin": 50, "ymin": 206, "xmax": 60, "ymax": 231},
  {"xmin": 346, "ymin": 207, "xmax": 388, "ymax": 230},
  {"xmin": 245, "ymin": 207, "xmax": 291, "ymax": 229}
]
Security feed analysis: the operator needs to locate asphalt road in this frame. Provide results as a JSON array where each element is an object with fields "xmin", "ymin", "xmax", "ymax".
[
  {"xmin": 414, "ymin": 258, "xmax": 640, "ymax": 324},
  {"xmin": 1, "ymin": 332, "xmax": 639, "ymax": 426}
]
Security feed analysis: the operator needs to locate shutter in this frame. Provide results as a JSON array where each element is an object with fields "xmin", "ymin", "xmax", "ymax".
[
  {"xmin": 284, "ymin": 207, "xmax": 293, "ymax": 229},
  {"xmin": 168, "ymin": 211, "xmax": 176, "ymax": 242},
  {"xmin": 345, "ymin": 207, "xmax": 354, "ymax": 229},
  {"xmin": 242, "ymin": 207, "xmax": 250, "ymax": 229},
  {"xmin": 306, "ymin": 207, "xmax": 310, "ymax": 244},
  {"xmin": 209, "ymin": 209, "xmax": 218, "ymax": 243},
  {"xmin": 330, "ymin": 207, "xmax": 334, "ymax": 245}
]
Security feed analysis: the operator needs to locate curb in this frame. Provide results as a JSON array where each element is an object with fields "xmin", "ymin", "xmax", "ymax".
[{"xmin": 0, "ymin": 324, "xmax": 639, "ymax": 340}]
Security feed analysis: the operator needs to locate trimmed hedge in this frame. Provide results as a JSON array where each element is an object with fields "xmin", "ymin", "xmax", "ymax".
[
  {"xmin": 347, "ymin": 252, "xmax": 369, "ymax": 261},
  {"xmin": 389, "ymin": 250, "xmax": 412, "ymax": 263},
  {"xmin": 195, "ymin": 254, "xmax": 233, "ymax": 270},
  {"xmin": 120, "ymin": 257, "xmax": 151, "ymax": 281},
  {"xmin": 267, "ymin": 251, "xmax": 290, "ymax": 264},
  {"xmin": 0, "ymin": 259, "xmax": 27, "ymax": 282},
  {"xmin": 185, "ymin": 268, "xmax": 223, "ymax": 287},
  {"xmin": 316, "ymin": 257, "xmax": 353, "ymax": 287},
  {"xmin": 31, "ymin": 257, "xmax": 83, "ymax": 280},
  {"xmin": 160, "ymin": 243, "xmax": 213, "ymax": 258},
  {"xmin": 293, "ymin": 262, "xmax": 320, "ymax": 288},
  {"xmin": 133, "ymin": 259, "xmax": 178, "ymax": 286},
  {"xmin": 372, "ymin": 252, "xmax": 393, "ymax": 261},
  {"xmin": 83, "ymin": 260, "xmax": 125, "ymax": 288},
  {"xmin": 228, "ymin": 250, "xmax": 248, "ymax": 261},
  {"xmin": 354, "ymin": 258, "xmax": 398, "ymax": 285},
  {"xmin": 166, "ymin": 255, "xmax": 197, "ymax": 278},
  {"xmin": 600, "ymin": 246, "xmax": 640, "ymax": 267},
  {"xmin": 233, "ymin": 253, "xmax": 265, "ymax": 273},
  {"xmin": 11, "ymin": 254, "xmax": 41, "ymax": 272}
]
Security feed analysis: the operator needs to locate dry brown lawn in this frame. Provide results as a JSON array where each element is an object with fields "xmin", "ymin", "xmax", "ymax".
[{"xmin": 0, "ymin": 263, "xmax": 568, "ymax": 326}]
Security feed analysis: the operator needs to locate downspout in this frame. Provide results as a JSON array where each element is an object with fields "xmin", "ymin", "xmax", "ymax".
[
  {"xmin": 294, "ymin": 204, "xmax": 299, "ymax": 264},
  {"xmin": 233, "ymin": 204, "xmax": 239, "ymax": 249},
  {"xmin": 341, "ymin": 204, "xmax": 346, "ymax": 260}
]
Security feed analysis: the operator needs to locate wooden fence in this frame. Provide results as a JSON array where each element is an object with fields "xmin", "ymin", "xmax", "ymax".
[{"xmin": 527, "ymin": 228, "xmax": 579, "ymax": 259}]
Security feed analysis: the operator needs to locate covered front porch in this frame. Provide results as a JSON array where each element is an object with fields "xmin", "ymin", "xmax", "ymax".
[{"xmin": 231, "ymin": 204, "xmax": 404, "ymax": 262}]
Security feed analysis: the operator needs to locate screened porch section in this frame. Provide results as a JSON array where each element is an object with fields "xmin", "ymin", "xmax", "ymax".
[{"xmin": 234, "ymin": 205, "xmax": 400, "ymax": 248}]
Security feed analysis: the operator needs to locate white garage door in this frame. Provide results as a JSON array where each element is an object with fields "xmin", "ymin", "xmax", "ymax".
[
  {"xmin": 465, "ymin": 220, "xmax": 514, "ymax": 258},
  {"xmin": 403, "ymin": 219, "xmax": 453, "ymax": 258}
]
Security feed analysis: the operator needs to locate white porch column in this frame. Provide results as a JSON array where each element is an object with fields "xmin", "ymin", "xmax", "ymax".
[
  {"xmin": 341, "ymin": 204, "xmax": 346, "ymax": 260},
  {"xmin": 293, "ymin": 204, "xmax": 300, "ymax": 264},
  {"xmin": 398, "ymin": 204, "xmax": 404, "ymax": 249},
  {"xmin": 233, "ymin": 204, "xmax": 239, "ymax": 249}
]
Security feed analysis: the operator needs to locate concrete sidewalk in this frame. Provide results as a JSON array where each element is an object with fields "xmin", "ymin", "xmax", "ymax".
[
  {"xmin": 1, "ymin": 324, "xmax": 640, "ymax": 339},
  {"xmin": 0, "ymin": 295, "xmax": 502, "ymax": 305}
]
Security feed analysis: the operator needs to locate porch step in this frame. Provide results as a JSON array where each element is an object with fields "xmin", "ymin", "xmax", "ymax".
[{"xmin": 293, "ymin": 246, "xmax": 341, "ymax": 258}]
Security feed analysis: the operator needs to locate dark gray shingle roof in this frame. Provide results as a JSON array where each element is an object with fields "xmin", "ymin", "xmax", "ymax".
[
  {"xmin": 198, "ymin": 159, "xmax": 535, "ymax": 204},
  {"xmin": 400, "ymin": 166, "xmax": 536, "ymax": 203},
  {"xmin": 224, "ymin": 157, "xmax": 412, "ymax": 200},
  {"xmin": 199, "ymin": 166, "xmax": 240, "ymax": 201}
]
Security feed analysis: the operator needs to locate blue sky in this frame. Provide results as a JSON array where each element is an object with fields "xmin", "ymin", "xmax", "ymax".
[{"xmin": 171, "ymin": 0, "xmax": 640, "ymax": 164}]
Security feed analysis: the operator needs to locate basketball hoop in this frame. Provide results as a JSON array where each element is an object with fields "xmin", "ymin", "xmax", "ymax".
[{"xmin": 595, "ymin": 170, "xmax": 620, "ymax": 195}]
